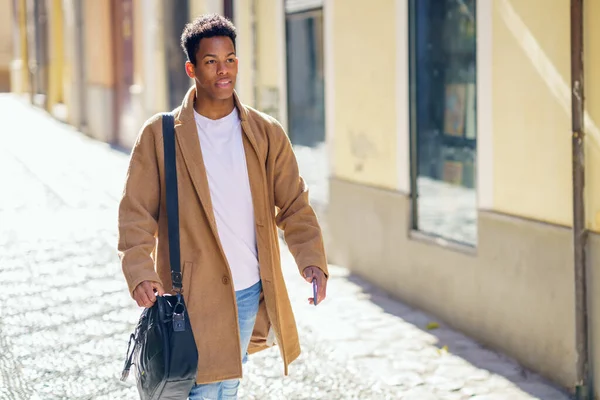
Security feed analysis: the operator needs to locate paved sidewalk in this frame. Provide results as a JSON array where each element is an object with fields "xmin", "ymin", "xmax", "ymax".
[{"xmin": 0, "ymin": 94, "xmax": 572, "ymax": 399}]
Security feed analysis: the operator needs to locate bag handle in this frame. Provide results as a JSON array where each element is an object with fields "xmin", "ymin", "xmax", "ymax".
[{"xmin": 162, "ymin": 113, "xmax": 183, "ymax": 292}]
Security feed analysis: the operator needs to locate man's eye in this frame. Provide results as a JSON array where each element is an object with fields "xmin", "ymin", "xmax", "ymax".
[
  {"xmin": 227, "ymin": 58, "xmax": 235, "ymax": 63},
  {"xmin": 206, "ymin": 60, "xmax": 215, "ymax": 64}
]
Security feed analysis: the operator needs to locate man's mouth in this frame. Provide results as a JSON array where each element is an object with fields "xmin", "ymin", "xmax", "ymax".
[{"xmin": 215, "ymin": 79, "xmax": 232, "ymax": 88}]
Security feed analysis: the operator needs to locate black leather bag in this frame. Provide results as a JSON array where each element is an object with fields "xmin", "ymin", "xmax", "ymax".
[{"xmin": 120, "ymin": 113, "xmax": 199, "ymax": 399}]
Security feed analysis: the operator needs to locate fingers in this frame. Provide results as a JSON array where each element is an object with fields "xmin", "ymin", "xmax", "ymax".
[
  {"xmin": 142, "ymin": 282, "xmax": 158, "ymax": 307},
  {"xmin": 134, "ymin": 288, "xmax": 152, "ymax": 308},
  {"xmin": 304, "ymin": 266, "xmax": 328, "ymax": 305},
  {"xmin": 315, "ymin": 271, "xmax": 327, "ymax": 304},
  {"xmin": 317, "ymin": 278, "xmax": 327, "ymax": 304},
  {"xmin": 303, "ymin": 267, "xmax": 314, "ymax": 283},
  {"xmin": 151, "ymin": 282, "xmax": 165, "ymax": 296},
  {"xmin": 133, "ymin": 281, "xmax": 159, "ymax": 308}
]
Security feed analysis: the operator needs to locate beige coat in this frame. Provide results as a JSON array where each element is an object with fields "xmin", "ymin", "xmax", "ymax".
[{"xmin": 117, "ymin": 86, "xmax": 328, "ymax": 384}]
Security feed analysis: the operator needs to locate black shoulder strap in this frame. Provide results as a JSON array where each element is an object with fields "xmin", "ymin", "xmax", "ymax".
[{"xmin": 161, "ymin": 113, "xmax": 182, "ymax": 292}]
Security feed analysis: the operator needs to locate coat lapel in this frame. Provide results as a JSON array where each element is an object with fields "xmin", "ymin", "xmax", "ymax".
[
  {"xmin": 233, "ymin": 91, "xmax": 269, "ymax": 223},
  {"xmin": 233, "ymin": 92, "xmax": 261, "ymax": 163},
  {"xmin": 173, "ymin": 87, "xmax": 221, "ymax": 243}
]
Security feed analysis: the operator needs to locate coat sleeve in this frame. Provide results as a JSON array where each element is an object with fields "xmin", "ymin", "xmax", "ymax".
[
  {"xmin": 117, "ymin": 118, "xmax": 163, "ymax": 297},
  {"xmin": 271, "ymin": 120, "xmax": 328, "ymax": 278}
]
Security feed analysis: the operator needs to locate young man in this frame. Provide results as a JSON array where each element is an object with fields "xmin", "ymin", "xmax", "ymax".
[{"xmin": 117, "ymin": 14, "xmax": 328, "ymax": 399}]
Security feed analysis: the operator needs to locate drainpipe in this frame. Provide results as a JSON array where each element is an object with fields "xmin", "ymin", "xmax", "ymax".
[{"xmin": 570, "ymin": 0, "xmax": 591, "ymax": 399}]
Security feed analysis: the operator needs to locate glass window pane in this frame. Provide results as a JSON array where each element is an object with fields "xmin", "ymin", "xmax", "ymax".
[
  {"xmin": 409, "ymin": 0, "xmax": 477, "ymax": 246},
  {"xmin": 286, "ymin": 10, "xmax": 325, "ymax": 148},
  {"xmin": 286, "ymin": 10, "xmax": 328, "ymax": 206}
]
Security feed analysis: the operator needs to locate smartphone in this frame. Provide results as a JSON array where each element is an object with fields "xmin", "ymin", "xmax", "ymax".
[{"xmin": 312, "ymin": 278, "xmax": 318, "ymax": 306}]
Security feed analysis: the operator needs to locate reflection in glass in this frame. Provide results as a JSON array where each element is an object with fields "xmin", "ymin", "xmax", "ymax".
[
  {"xmin": 286, "ymin": 9, "xmax": 328, "ymax": 206},
  {"xmin": 409, "ymin": 0, "xmax": 477, "ymax": 245}
]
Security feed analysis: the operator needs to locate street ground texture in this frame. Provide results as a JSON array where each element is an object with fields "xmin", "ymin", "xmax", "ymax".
[{"xmin": 0, "ymin": 94, "xmax": 572, "ymax": 400}]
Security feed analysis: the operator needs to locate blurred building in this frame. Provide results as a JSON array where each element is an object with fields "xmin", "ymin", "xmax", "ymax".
[
  {"xmin": 7, "ymin": 0, "xmax": 600, "ymax": 396},
  {"xmin": 0, "ymin": 0, "xmax": 13, "ymax": 91}
]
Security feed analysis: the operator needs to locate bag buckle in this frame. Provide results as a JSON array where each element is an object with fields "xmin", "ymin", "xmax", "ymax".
[
  {"xmin": 172, "ymin": 293, "xmax": 186, "ymax": 332},
  {"xmin": 172, "ymin": 272, "xmax": 183, "ymax": 294},
  {"xmin": 173, "ymin": 313, "xmax": 185, "ymax": 332}
]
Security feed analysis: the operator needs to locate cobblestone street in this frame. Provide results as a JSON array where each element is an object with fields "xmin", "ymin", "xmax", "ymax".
[{"xmin": 0, "ymin": 94, "xmax": 573, "ymax": 400}]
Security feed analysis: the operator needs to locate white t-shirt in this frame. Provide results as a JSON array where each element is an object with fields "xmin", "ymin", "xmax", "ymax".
[{"xmin": 194, "ymin": 108, "xmax": 260, "ymax": 291}]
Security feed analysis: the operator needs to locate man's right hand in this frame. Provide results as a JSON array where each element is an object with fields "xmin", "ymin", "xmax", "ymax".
[{"xmin": 133, "ymin": 281, "xmax": 166, "ymax": 308}]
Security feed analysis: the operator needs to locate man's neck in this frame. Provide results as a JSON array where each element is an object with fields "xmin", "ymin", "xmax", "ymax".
[{"xmin": 194, "ymin": 91, "xmax": 235, "ymax": 120}]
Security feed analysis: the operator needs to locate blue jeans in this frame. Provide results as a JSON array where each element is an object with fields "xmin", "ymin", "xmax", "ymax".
[{"xmin": 189, "ymin": 280, "xmax": 262, "ymax": 400}]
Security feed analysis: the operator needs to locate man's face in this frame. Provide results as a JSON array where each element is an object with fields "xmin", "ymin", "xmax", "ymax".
[{"xmin": 186, "ymin": 36, "xmax": 238, "ymax": 101}]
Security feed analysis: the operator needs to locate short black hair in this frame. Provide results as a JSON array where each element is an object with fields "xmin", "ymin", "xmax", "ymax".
[{"xmin": 181, "ymin": 14, "xmax": 237, "ymax": 65}]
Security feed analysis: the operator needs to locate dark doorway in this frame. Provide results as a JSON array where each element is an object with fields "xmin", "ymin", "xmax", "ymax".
[
  {"xmin": 224, "ymin": 0, "xmax": 234, "ymax": 21},
  {"xmin": 163, "ymin": 0, "xmax": 190, "ymax": 110}
]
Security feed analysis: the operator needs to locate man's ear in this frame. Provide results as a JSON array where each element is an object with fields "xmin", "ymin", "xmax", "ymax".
[{"xmin": 185, "ymin": 61, "xmax": 195, "ymax": 79}]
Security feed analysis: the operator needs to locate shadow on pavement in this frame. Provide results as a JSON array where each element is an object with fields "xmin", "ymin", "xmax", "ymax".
[{"xmin": 344, "ymin": 273, "xmax": 575, "ymax": 400}]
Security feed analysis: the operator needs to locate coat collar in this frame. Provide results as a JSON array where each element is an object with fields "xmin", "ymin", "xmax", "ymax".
[
  {"xmin": 174, "ymin": 85, "xmax": 249, "ymax": 125},
  {"xmin": 174, "ymin": 85, "xmax": 261, "ymax": 163}
]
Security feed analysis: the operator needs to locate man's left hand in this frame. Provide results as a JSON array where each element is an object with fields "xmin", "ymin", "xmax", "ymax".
[{"xmin": 303, "ymin": 266, "xmax": 327, "ymax": 305}]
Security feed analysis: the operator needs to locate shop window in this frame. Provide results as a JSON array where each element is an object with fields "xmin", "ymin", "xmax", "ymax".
[
  {"xmin": 409, "ymin": 0, "xmax": 477, "ymax": 246},
  {"xmin": 285, "ymin": 8, "xmax": 325, "ymax": 148},
  {"xmin": 285, "ymin": 7, "xmax": 328, "ymax": 206}
]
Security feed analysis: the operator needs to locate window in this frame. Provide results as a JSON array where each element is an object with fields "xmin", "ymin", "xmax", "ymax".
[
  {"xmin": 164, "ymin": 0, "xmax": 189, "ymax": 110},
  {"xmin": 285, "ymin": 7, "xmax": 327, "ymax": 206},
  {"xmin": 285, "ymin": 9, "xmax": 325, "ymax": 148},
  {"xmin": 409, "ymin": 0, "xmax": 477, "ymax": 246}
]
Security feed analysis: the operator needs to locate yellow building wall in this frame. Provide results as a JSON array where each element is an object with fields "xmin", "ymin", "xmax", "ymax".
[
  {"xmin": 585, "ymin": 0, "xmax": 600, "ymax": 234},
  {"xmin": 189, "ymin": 1, "xmax": 206, "ymax": 19},
  {"xmin": 61, "ymin": 0, "xmax": 74, "ymax": 114},
  {"xmin": 492, "ymin": 0, "xmax": 572, "ymax": 226},
  {"xmin": 0, "ymin": 0, "xmax": 12, "ymax": 91},
  {"xmin": 84, "ymin": 1, "xmax": 114, "ymax": 87},
  {"xmin": 11, "ymin": 0, "xmax": 31, "ymax": 94},
  {"xmin": 331, "ymin": 0, "xmax": 397, "ymax": 190},
  {"xmin": 189, "ymin": 0, "xmax": 222, "ymax": 19},
  {"xmin": 47, "ymin": 0, "xmax": 64, "ymax": 109},
  {"xmin": 234, "ymin": 0, "xmax": 256, "ymax": 107},
  {"xmin": 255, "ymin": 0, "xmax": 284, "ymax": 120},
  {"xmin": 151, "ymin": 0, "xmax": 168, "ymax": 115},
  {"xmin": 255, "ymin": 0, "xmax": 279, "ymax": 89}
]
